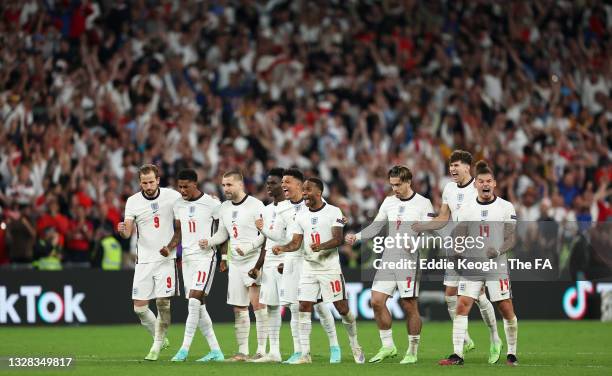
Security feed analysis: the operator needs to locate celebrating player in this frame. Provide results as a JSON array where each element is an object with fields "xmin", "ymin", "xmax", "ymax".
[
  {"xmin": 257, "ymin": 168, "xmax": 340, "ymax": 364},
  {"xmin": 117, "ymin": 164, "xmax": 181, "ymax": 361},
  {"xmin": 412, "ymin": 150, "xmax": 501, "ymax": 362},
  {"xmin": 246, "ymin": 168, "xmax": 287, "ymax": 362},
  {"xmin": 439, "ymin": 160, "xmax": 519, "ymax": 366},
  {"xmin": 169, "ymin": 169, "xmax": 224, "ymax": 362},
  {"xmin": 346, "ymin": 165, "xmax": 434, "ymax": 364},
  {"xmin": 273, "ymin": 177, "xmax": 364, "ymax": 364},
  {"xmin": 199, "ymin": 171, "xmax": 267, "ymax": 361}
]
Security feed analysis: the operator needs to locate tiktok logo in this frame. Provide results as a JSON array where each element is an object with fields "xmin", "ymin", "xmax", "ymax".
[{"xmin": 563, "ymin": 281, "xmax": 594, "ymax": 320}]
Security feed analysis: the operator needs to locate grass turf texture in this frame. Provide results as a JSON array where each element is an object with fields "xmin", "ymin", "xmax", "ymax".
[{"xmin": 1, "ymin": 321, "xmax": 611, "ymax": 376}]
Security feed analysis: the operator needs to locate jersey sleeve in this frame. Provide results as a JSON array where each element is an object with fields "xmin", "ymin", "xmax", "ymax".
[
  {"xmin": 331, "ymin": 207, "xmax": 345, "ymax": 227},
  {"xmin": 421, "ymin": 199, "xmax": 436, "ymax": 222},
  {"xmin": 211, "ymin": 199, "xmax": 221, "ymax": 220},
  {"xmin": 441, "ymin": 183, "xmax": 451, "ymax": 205},
  {"xmin": 291, "ymin": 216, "xmax": 304, "ymax": 235},
  {"xmin": 505, "ymin": 202, "xmax": 518, "ymax": 222},
  {"xmin": 174, "ymin": 200, "xmax": 183, "ymax": 220},
  {"xmin": 124, "ymin": 197, "xmax": 136, "ymax": 221}
]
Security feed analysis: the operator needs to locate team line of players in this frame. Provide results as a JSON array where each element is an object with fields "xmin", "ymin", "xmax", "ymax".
[{"xmin": 117, "ymin": 149, "xmax": 519, "ymax": 366}]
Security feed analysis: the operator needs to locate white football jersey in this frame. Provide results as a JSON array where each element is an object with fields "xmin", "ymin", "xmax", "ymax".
[
  {"xmin": 456, "ymin": 195, "xmax": 517, "ymax": 273},
  {"xmin": 260, "ymin": 201, "xmax": 289, "ymax": 264},
  {"xmin": 124, "ymin": 187, "xmax": 181, "ymax": 264},
  {"xmin": 216, "ymin": 195, "xmax": 265, "ymax": 263},
  {"xmin": 173, "ymin": 193, "xmax": 221, "ymax": 258},
  {"xmin": 442, "ymin": 177, "xmax": 478, "ymax": 221},
  {"xmin": 292, "ymin": 203, "xmax": 345, "ymax": 275},
  {"xmin": 359, "ymin": 192, "xmax": 435, "ymax": 238},
  {"xmin": 275, "ymin": 199, "xmax": 307, "ymax": 259}
]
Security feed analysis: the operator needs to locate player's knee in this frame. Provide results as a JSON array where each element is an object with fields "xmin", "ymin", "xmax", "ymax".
[
  {"xmin": 133, "ymin": 305, "xmax": 148, "ymax": 317},
  {"xmin": 334, "ymin": 301, "xmax": 349, "ymax": 315}
]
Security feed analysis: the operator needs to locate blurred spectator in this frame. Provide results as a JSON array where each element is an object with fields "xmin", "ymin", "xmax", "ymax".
[
  {"xmin": 0, "ymin": 0, "xmax": 609, "ymax": 271},
  {"xmin": 4, "ymin": 203, "xmax": 36, "ymax": 266},
  {"xmin": 65, "ymin": 203, "xmax": 94, "ymax": 265}
]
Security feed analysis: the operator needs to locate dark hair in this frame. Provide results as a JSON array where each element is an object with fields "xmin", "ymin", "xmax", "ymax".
[
  {"xmin": 449, "ymin": 150, "xmax": 473, "ymax": 166},
  {"xmin": 268, "ymin": 168, "xmax": 285, "ymax": 180},
  {"xmin": 139, "ymin": 164, "xmax": 160, "ymax": 179},
  {"xmin": 306, "ymin": 177, "xmax": 324, "ymax": 193},
  {"xmin": 388, "ymin": 165, "xmax": 412, "ymax": 182},
  {"xmin": 177, "ymin": 168, "xmax": 198, "ymax": 182},
  {"xmin": 223, "ymin": 170, "xmax": 244, "ymax": 182},
  {"xmin": 475, "ymin": 160, "xmax": 494, "ymax": 177},
  {"xmin": 283, "ymin": 168, "xmax": 304, "ymax": 182}
]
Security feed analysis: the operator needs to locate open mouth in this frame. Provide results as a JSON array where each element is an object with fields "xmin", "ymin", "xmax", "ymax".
[{"xmin": 482, "ymin": 188, "xmax": 491, "ymax": 194}]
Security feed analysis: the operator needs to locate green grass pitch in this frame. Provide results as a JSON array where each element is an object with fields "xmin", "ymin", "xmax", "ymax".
[{"xmin": 2, "ymin": 321, "xmax": 611, "ymax": 375}]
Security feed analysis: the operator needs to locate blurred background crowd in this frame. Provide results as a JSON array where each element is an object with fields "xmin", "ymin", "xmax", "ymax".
[{"xmin": 0, "ymin": 0, "xmax": 610, "ymax": 274}]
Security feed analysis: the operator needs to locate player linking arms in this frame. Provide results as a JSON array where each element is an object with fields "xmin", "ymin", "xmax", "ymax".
[
  {"xmin": 273, "ymin": 178, "xmax": 364, "ymax": 364},
  {"xmin": 439, "ymin": 161, "xmax": 519, "ymax": 366},
  {"xmin": 346, "ymin": 165, "xmax": 433, "ymax": 364},
  {"xmin": 118, "ymin": 164, "xmax": 181, "ymax": 361},
  {"xmin": 199, "ymin": 171, "xmax": 268, "ymax": 361},
  {"xmin": 169, "ymin": 169, "xmax": 224, "ymax": 362},
  {"xmin": 412, "ymin": 150, "xmax": 501, "ymax": 362}
]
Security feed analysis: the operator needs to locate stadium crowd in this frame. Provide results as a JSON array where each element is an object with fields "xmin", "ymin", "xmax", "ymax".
[{"xmin": 0, "ymin": 0, "xmax": 610, "ymax": 271}]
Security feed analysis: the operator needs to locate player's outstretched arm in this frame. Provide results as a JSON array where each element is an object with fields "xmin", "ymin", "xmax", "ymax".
[
  {"xmin": 272, "ymin": 233, "xmax": 303, "ymax": 255},
  {"xmin": 412, "ymin": 204, "xmax": 450, "ymax": 232},
  {"xmin": 313, "ymin": 227, "xmax": 344, "ymax": 253}
]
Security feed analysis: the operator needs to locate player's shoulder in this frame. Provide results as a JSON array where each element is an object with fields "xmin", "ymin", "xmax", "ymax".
[
  {"xmin": 496, "ymin": 196, "xmax": 515, "ymax": 211},
  {"xmin": 198, "ymin": 193, "xmax": 221, "ymax": 206},
  {"xmin": 413, "ymin": 192, "xmax": 431, "ymax": 203},
  {"xmin": 442, "ymin": 181, "xmax": 456, "ymax": 194},
  {"xmin": 160, "ymin": 187, "xmax": 181, "ymax": 199},
  {"xmin": 126, "ymin": 191, "xmax": 144, "ymax": 204},
  {"xmin": 243, "ymin": 195, "xmax": 264, "ymax": 207}
]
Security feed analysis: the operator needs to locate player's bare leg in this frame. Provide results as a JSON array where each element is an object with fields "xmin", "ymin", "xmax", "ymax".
[
  {"xmin": 172, "ymin": 290, "xmax": 223, "ymax": 362},
  {"xmin": 145, "ymin": 298, "xmax": 171, "ymax": 361},
  {"xmin": 369, "ymin": 291, "xmax": 398, "ymax": 363},
  {"xmin": 497, "ymin": 299, "xmax": 518, "ymax": 366},
  {"xmin": 398, "ymin": 297, "xmax": 421, "ymax": 364},
  {"xmin": 439, "ymin": 295, "xmax": 474, "ymax": 365},
  {"xmin": 314, "ymin": 302, "xmax": 341, "ymax": 363},
  {"xmin": 445, "ymin": 286, "xmax": 475, "ymax": 352},
  {"xmin": 249, "ymin": 284, "xmax": 268, "ymax": 360},
  {"xmin": 334, "ymin": 299, "xmax": 364, "ymax": 364}
]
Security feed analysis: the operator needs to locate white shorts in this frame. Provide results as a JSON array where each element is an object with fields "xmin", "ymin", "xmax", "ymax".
[
  {"xmin": 298, "ymin": 273, "xmax": 346, "ymax": 303},
  {"xmin": 372, "ymin": 276, "xmax": 420, "ymax": 298},
  {"xmin": 443, "ymin": 270, "xmax": 460, "ymax": 287},
  {"xmin": 227, "ymin": 258, "xmax": 261, "ymax": 307},
  {"xmin": 458, "ymin": 277, "xmax": 512, "ymax": 302},
  {"xmin": 279, "ymin": 257, "xmax": 303, "ymax": 305},
  {"xmin": 182, "ymin": 254, "xmax": 216, "ymax": 297},
  {"xmin": 132, "ymin": 259, "xmax": 179, "ymax": 300},
  {"xmin": 259, "ymin": 264, "xmax": 283, "ymax": 306}
]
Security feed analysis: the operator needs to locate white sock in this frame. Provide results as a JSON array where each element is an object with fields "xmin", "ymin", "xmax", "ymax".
[
  {"xmin": 254, "ymin": 308, "xmax": 269, "ymax": 355},
  {"xmin": 290, "ymin": 303, "xmax": 301, "ymax": 353},
  {"xmin": 408, "ymin": 335, "xmax": 420, "ymax": 356},
  {"xmin": 267, "ymin": 306, "xmax": 282, "ymax": 356},
  {"xmin": 341, "ymin": 312, "xmax": 359, "ymax": 348},
  {"xmin": 503, "ymin": 316, "xmax": 518, "ymax": 355},
  {"xmin": 199, "ymin": 304, "xmax": 220, "ymax": 351},
  {"xmin": 234, "ymin": 310, "xmax": 250, "ymax": 355},
  {"xmin": 453, "ymin": 315, "xmax": 468, "ymax": 358},
  {"xmin": 298, "ymin": 311, "xmax": 312, "ymax": 355},
  {"xmin": 152, "ymin": 299, "xmax": 171, "ymax": 352},
  {"xmin": 446, "ymin": 295, "xmax": 472, "ymax": 345},
  {"xmin": 379, "ymin": 329, "xmax": 394, "ymax": 348},
  {"xmin": 134, "ymin": 305, "xmax": 156, "ymax": 338},
  {"xmin": 314, "ymin": 303, "xmax": 339, "ymax": 347},
  {"xmin": 476, "ymin": 293, "xmax": 501, "ymax": 344},
  {"xmin": 181, "ymin": 298, "xmax": 201, "ymax": 350}
]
